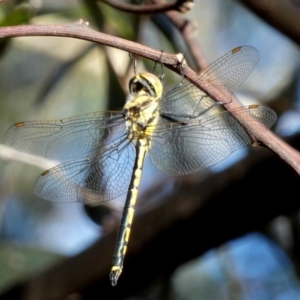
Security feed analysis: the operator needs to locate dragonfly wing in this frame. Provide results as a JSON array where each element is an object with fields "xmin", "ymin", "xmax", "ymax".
[
  {"xmin": 160, "ymin": 46, "xmax": 259, "ymax": 120},
  {"xmin": 199, "ymin": 46, "xmax": 259, "ymax": 92},
  {"xmin": 160, "ymin": 81, "xmax": 223, "ymax": 122},
  {"xmin": 150, "ymin": 105, "xmax": 276, "ymax": 176},
  {"xmin": 34, "ymin": 136, "xmax": 136, "ymax": 204},
  {"xmin": 5, "ymin": 111, "xmax": 125, "ymax": 160}
]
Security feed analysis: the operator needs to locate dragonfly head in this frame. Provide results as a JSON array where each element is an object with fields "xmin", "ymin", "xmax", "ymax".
[{"xmin": 129, "ymin": 72, "xmax": 163, "ymax": 98}]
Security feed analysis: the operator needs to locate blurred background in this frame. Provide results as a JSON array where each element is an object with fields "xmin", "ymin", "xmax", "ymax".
[{"xmin": 1, "ymin": 0, "xmax": 300, "ymax": 299}]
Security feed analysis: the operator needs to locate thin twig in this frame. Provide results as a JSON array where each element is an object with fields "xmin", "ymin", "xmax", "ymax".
[
  {"xmin": 0, "ymin": 144, "xmax": 59, "ymax": 170},
  {"xmin": 99, "ymin": 0, "xmax": 194, "ymax": 14},
  {"xmin": 163, "ymin": 10, "xmax": 209, "ymax": 70},
  {"xmin": 145, "ymin": 0, "xmax": 209, "ymax": 71}
]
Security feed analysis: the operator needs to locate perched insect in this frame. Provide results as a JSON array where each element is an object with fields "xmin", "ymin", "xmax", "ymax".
[{"xmin": 5, "ymin": 46, "xmax": 276, "ymax": 285}]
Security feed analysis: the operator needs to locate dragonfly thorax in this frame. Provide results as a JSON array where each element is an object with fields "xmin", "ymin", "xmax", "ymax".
[{"xmin": 124, "ymin": 72, "xmax": 163, "ymax": 141}]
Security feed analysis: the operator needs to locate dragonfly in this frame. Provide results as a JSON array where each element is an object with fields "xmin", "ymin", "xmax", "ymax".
[{"xmin": 5, "ymin": 46, "xmax": 277, "ymax": 286}]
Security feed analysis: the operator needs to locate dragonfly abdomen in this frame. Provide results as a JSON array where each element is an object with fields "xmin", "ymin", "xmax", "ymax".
[{"xmin": 110, "ymin": 138, "xmax": 148, "ymax": 286}]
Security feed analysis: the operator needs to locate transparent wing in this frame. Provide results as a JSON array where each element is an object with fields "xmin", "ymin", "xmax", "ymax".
[
  {"xmin": 160, "ymin": 46, "xmax": 259, "ymax": 120},
  {"xmin": 149, "ymin": 105, "xmax": 276, "ymax": 176},
  {"xmin": 5, "ymin": 111, "xmax": 125, "ymax": 160},
  {"xmin": 33, "ymin": 136, "xmax": 136, "ymax": 204}
]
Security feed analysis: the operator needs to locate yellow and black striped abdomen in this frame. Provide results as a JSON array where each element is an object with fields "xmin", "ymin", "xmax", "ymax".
[{"xmin": 110, "ymin": 138, "xmax": 148, "ymax": 286}]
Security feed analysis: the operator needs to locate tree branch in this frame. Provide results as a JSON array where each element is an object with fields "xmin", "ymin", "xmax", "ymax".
[
  {"xmin": 238, "ymin": 0, "xmax": 300, "ymax": 46},
  {"xmin": 0, "ymin": 20, "xmax": 300, "ymax": 175},
  {"xmin": 99, "ymin": 0, "xmax": 194, "ymax": 14},
  {"xmin": 145, "ymin": 0, "xmax": 209, "ymax": 70},
  {"xmin": 0, "ymin": 144, "xmax": 58, "ymax": 170},
  {"xmin": 0, "ymin": 20, "xmax": 179, "ymax": 68},
  {"xmin": 163, "ymin": 9, "xmax": 209, "ymax": 70}
]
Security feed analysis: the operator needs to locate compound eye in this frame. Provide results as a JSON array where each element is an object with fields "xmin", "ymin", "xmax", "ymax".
[
  {"xmin": 129, "ymin": 73, "xmax": 162, "ymax": 97},
  {"xmin": 129, "ymin": 77, "xmax": 143, "ymax": 94},
  {"xmin": 132, "ymin": 82, "xmax": 144, "ymax": 93}
]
